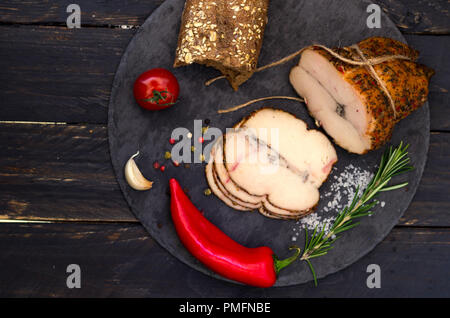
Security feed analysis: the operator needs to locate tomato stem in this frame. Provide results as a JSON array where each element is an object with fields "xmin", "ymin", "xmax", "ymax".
[{"xmin": 142, "ymin": 89, "xmax": 176, "ymax": 106}]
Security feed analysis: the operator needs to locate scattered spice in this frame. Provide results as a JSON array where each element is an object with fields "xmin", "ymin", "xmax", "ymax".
[
  {"xmin": 160, "ymin": 165, "xmax": 166, "ymax": 172},
  {"xmin": 153, "ymin": 161, "xmax": 160, "ymax": 169},
  {"xmin": 169, "ymin": 138, "xmax": 176, "ymax": 145},
  {"xmin": 204, "ymin": 188, "xmax": 212, "ymax": 196},
  {"xmin": 164, "ymin": 151, "xmax": 172, "ymax": 159}
]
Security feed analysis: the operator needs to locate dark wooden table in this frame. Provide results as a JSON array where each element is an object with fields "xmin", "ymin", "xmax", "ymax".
[{"xmin": 0, "ymin": 0, "xmax": 449, "ymax": 297}]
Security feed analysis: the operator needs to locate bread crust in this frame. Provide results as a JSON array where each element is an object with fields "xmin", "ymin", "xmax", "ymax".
[{"xmin": 174, "ymin": 0, "xmax": 270, "ymax": 90}]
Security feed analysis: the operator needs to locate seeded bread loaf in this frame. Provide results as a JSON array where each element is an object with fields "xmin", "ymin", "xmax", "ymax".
[{"xmin": 174, "ymin": 0, "xmax": 270, "ymax": 90}]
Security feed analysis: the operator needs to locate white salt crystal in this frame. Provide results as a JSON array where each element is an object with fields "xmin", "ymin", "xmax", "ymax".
[{"xmin": 291, "ymin": 163, "xmax": 374, "ymax": 238}]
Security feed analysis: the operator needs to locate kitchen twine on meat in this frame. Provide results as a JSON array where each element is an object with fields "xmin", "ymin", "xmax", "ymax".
[{"xmin": 209, "ymin": 44, "xmax": 413, "ymax": 117}]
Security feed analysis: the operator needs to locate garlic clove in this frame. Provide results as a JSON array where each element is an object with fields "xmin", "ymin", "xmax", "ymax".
[{"xmin": 125, "ymin": 151, "xmax": 153, "ymax": 191}]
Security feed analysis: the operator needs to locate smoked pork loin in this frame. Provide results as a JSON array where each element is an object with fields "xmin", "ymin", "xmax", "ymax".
[
  {"xmin": 206, "ymin": 108, "xmax": 337, "ymax": 219},
  {"xmin": 289, "ymin": 37, "xmax": 434, "ymax": 154}
]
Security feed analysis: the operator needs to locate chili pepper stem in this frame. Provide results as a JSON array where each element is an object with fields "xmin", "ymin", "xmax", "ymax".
[{"xmin": 273, "ymin": 246, "xmax": 301, "ymax": 275}]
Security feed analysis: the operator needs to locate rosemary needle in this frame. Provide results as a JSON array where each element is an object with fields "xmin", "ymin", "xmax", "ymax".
[{"xmin": 300, "ymin": 142, "xmax": 413, "ymax": 286}]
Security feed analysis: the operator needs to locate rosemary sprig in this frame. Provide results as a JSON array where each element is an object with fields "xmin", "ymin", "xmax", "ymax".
[{"xmin": 301, "ymin": 142, "xmax": 413, "ymax": 286}]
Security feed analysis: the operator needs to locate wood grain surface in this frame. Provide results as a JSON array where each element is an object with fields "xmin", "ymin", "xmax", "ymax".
[
  {"xmin": 0, "ymin": 125, "xmax": 448, "ymax": 226},
  {"xmin": 0, "ymin": 223, "xmax": 448, "ymax": 297},
  {"xmin": 0, "ymin": 0, "xmax": 448, "ymax": 297},
  {"xmin": 0, "ymin": 27, "xmax": 448, "ymax": 126}
]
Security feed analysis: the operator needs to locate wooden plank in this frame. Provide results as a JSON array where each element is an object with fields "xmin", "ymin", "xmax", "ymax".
[
  {"xmin": 399, "ymin": 131, "xmax": 450, "ymax": 226},
  {"xmin": 404, "ymin": 34, "xmax": 450, "ymax": 131},
  {"xmin": 0, "ymin": 0, "xmax": 164, "ymax": 26},
  {"xmin": 0, "ymin": 223, "xmax": 448, "ymax": 297},
  {"xmin": 0, "ymin": 123, "xmax": 449, "ymax": 226},
  {"xmin": 377, "ymin": 0, "xmax": 450, "ymax": 34},
  {"xmin": 0, "ymin": 0, "xmax": 448, "ymax": 34},
  {"xmin": 0, "ymin": 25, "xmax": 133, "ymax": 124},
  {"xmin": 0, "ymin": 123, "xmax": 134, "ymax": 222},
  {"xmin": 0, "ymin": 24, "xmax": 449, "ymax": 130}
]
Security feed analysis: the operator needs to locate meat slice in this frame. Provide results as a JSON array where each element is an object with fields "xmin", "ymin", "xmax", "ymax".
[
  {"xmin": 206, "ymin": 108, "xmax": 337, "ymax": 219},
  {"xmin": 205, "ymin": 159, "xmax": 251, "ymax": 211},
  {"xmin": 211, "ymin": 134, "xmax": 311, "ymax": 217},
  {"xmin": 289, "ymin": 37, "xmax": 434, "ymax": 154},
  {"xmin": 212, "ymin": 138, "xmax": 264, "ymax": 208},
  {"xmin": 239, "ymin": 108, "xmax": 337, "ymax": 185},
  {"xmin": 224, "ymin": 129, "xmax": 317, "ymax": 212}
]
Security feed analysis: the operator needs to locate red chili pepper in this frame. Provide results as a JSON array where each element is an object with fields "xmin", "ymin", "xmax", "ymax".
[{"xmin": 169, "ymin": 178, "xmax": 300, "ymax": 288}]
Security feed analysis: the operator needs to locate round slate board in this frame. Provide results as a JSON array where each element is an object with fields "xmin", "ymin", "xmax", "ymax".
[{"xmin": 108, "ymin": 0, "xmax": 429, "ymax": 286}]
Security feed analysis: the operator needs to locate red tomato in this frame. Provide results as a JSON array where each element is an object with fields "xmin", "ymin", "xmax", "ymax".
[{"xmin": 133, "ymin": 68, "xmax": 179, "ymax": 111}]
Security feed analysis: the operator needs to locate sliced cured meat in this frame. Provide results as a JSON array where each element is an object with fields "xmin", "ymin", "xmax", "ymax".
[
  {"xmin": 239, "ymin": 108, "xmax": 337, "ymax": 185},
  {"xmin": 211, "ymin": 134, "xmax": 308, "ymax": 216},
  {"xmin": 289, "ymin": 37, "xmax": 434, "ymax": 154},
  {"xmin": 212, "ymin": 139, "xmax": 263, "ymax": 208},
  {"xmin": 258, "ymin": 207, "xmax": 305, "ymax": 220},
  {"xmin": 205, "ymin": 108, "xmax": 337, "ymax": 219},
  {"xmin": 205, "ymin": 160, "xmax": 250, "ymax": 211},
  {"xmin": 223, "ymin": 125, "xmax": 329, "ymax": 213}
]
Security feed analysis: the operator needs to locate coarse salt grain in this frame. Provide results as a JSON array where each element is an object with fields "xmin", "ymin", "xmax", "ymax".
[{"xmin": 291, "ymin": 164, "xmax": 374, "ymax": 241}]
